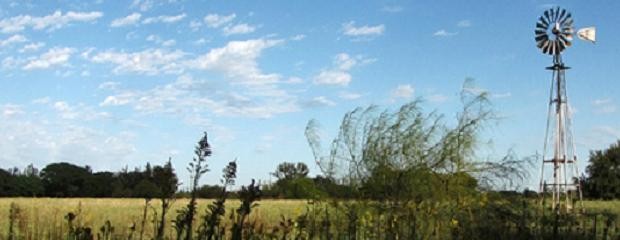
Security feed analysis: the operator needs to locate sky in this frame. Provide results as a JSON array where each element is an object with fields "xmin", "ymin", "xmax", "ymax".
[{"xmin": 0, "ymin": 0, "xmax": 619, "ymax": 190}]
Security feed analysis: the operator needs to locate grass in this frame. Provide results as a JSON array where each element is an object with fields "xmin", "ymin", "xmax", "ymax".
[
  {"xmin": 1, "ymin": 198, "xmax": 619, "ymax": 239},
  {"xmin": 0, "ymin": 198, "xmax": 308, "ymax": 239}
]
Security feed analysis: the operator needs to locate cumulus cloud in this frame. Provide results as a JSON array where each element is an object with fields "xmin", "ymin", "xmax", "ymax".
[
  {"xmin": 222, "ymin": 23, "xmax": 256, "ymax": 36},
  {"xmin": 110, "ymin": 13, "xmax": 141, "ymax": 27},
  {"xmin": 90, "ymin": 48, "xmax": 185, "ymax": 75},
  {"xmin": 313, "ymin": 53, "xmax": 372, "ymax": 86},
  {"xmin": 392, "ymin": 84, "xmax": 414, "ymax": 99},
  {"xmin": 131, "ymin": 0, "xmax": 155, "ymax": 11},
  {"xmin": 19, "ymin": 42, "xmax": 45, "ymax": 53},
  {"xmin": 23, "ymin": 47, "xmax": 75, "ymax": 70},
  {"xmin": 342, "ymin": 21, "xmax": 385, "ymax": 37},
  {"xmin": 204, "ymin": 13, "xmax": 236, "ymax": 28},
  {"xmin": 187, "ymin": 39, "xmax": 284, "ymax": 85},
  {"xmin": 0, "ymin": 34, "xmax": 27, "ymax": 47},
  {"xmin": 99, "ymin": 74, "xmax": 299, "ymax": 118},
  {"xmin": 142, "ymin": 13, "xmax": 186, "ymax": 24},
  {"xmin": 0, "ymin": 10, "xmax": 103, "ymax": 33}
]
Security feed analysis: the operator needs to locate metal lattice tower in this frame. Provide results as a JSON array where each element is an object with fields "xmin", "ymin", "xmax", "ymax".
[{"xmin": 534, "ymin": 7, "xmax": 585, "ymax": 214}]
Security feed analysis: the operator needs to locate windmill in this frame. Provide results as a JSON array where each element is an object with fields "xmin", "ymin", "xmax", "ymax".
[{"xmin": 535, "ymin": 7, "xmax": 595, "ymax": 214}]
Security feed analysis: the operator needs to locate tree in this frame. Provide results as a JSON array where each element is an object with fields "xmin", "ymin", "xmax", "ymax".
[
  {"xmin": 583, "ymin": 140, "xmax": 620, "ymax": 199},
  {"xmin": 305, "ymin": 81, "xmax": 529, "ymax": 202},
  {"xmin": 269, "ymin": 162, "xmax": 323, "ymax": 199},
  {"xmin": 40, "ymin": 162, "xmax": 92, "ymax": 197},
  {"xmin": 271, "ymin": 162, "xmax": 309, "ymax": 180},
  {"xmin": 152, "ymin": 158, "xmax": 179, "ymax": 240}
]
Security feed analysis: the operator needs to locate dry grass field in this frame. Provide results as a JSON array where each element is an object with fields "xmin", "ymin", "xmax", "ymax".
[
  {"xmin": 0, "ymin": 198, "xmax": 309, "ymax": 239},
  {"xmin": 0, "ymin": 198, "xmax": 619, "ymax": 239}
]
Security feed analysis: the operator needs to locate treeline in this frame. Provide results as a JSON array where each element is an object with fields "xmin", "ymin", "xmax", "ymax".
[
  {"xmin": 0, "ymin": 160, "xmax": 354, "ymax": 199},
  {"xmin": 0, "ymin": 161, "xmax": 178, "ymax": 198}
]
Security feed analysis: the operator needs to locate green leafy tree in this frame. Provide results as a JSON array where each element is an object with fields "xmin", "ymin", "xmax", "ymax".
[
  {"xmin": 584, "ymin": 140, "xmax": 620, "ymax": 199},
  {"xmin": 40, "ymin": 162, "xmax": 92, "ymax": 197}
]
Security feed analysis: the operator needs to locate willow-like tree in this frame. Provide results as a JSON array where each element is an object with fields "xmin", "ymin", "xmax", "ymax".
[{"xmin": 305, "ymin": 80, "xmax": 530, "ymax": 202}]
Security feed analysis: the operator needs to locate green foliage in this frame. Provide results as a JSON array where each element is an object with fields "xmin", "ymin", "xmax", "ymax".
[{"xmin": 584, "ymin": 140, "xmax": 620, "ymax": 199}]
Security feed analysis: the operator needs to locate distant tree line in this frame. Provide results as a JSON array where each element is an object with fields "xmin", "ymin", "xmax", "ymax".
[
  {"xmin": 2, "ymin": 140, "xmax": 619, "ymax": 200},
  {"xmin": 0, "ymin": 161, "xmax": 179, "ymax": 198}
]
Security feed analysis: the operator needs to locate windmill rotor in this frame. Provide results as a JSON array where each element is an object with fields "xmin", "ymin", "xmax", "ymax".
[{"xmin": 535, "ymin": 7, "xmax": 574, "ymax": 55}]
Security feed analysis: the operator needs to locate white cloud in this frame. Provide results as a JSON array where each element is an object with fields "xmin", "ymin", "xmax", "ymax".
[
  {"xmin": 222, "ymin": 23, "xmax": 256, "ymax": 36},
  {"xmin": 98, "ymin": 81, "xmax": 121, "ymax": 90},
  {"xmin": 142, "ymin": 13, "xmax": 186, "ymax": 24},
  {"xmin": 593, "ymin": 98, "xmax": 611, "ymax": 106},
  {"xmin": 51, "ymin": 101, "xmax": 110, "ymax": 120},
  {"xmin": 392, "ymin": 84, "xmax": 414, "ymax": 99},
  {"xmin": 1, "ymin": 57, "xmax": 19, "ymax": 69},
  {"xmin": 189, "ymin": 20, "xmax": 202, "ymax": 31},
  {"xmin": 302, "ymin": 96, "xmax": 336, "ymax": 108},
  {"xmin": 19, "ymin": 42, "xmax": 45, "ymax": 53},
  {"xmin": 0, "ymin": 34, "xmax": 27, "ymax": 47},
  {"xmin": 342, "ymin": 21, "xmax": 385, "ymax": 37},
  {"xmin": 291, "ymin": 34, "xmax": 305, "ymax": 41},
  {"xmin": 2, "ymin": 104, "xmax": 23, "ymax": 118},
  {"xmin": 146, "ymin": 34, "xmax": 176, "ymax": 47},
  {"xmin": 339, "ymin": 91, "xmax": 362, "ymax": 100},
  {"xmin": 0, "ymin": 10, "xmax": 103, "ymax": 33},
  {"xmin": 313, "ymin": 53, "xmax": 371, "ymax": 86},
  {"xmin": 285, "ymin": 77, "xmax": 303, "ymax": 84},
  {"xmin": 204, "ymin": 13, "xmax": 236, "ymax": 28},
  {"xmin": 592, "ymin": 98, "xmax": 616, "ymax": 114},
  {"xmin": 32, "ymin": 97, "xmax": 51, "ymax": 104},
  {"xmin": 100, "ymin": 94, "xmax": 134, "ymax": 106},
  {"xmin": 100, "ymin": 74, "xmax": 299, "ymax": 118},
  {"xmin": 90, "ymin": 48, "xmax": 185, "ymax": 75},
  {"xmin": 0, "ymin": 117, "xmax": 136, "ymax": 170},
  {"xmin": 314, "ymin": 71, "xmax": 351, "ymax": 86},
  {"xmin": 131, "ymin": 0, "xmax": 155, "ymax": 11},
  {"xmin": 188, "ymin": 39, "xmax": 284, "ymax": 85},
  {"xmin": 23, "ymin": 47, "xmax": 75, "ymax": 70},
  {"xmin": 457, "ymin": 20, "xmax": 472, "ymax": 28},
  {"xmin": 433, "ymin": 29, "xmax": 458, "ymax": 37},
  {"xmin": 110, "ymin": 13, "xmax": 141, "ymax": 27}
]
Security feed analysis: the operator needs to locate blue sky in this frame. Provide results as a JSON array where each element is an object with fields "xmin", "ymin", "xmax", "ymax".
[{"xmin": 0, "ymin": 0, "xmax": 618, "ymax": 190}]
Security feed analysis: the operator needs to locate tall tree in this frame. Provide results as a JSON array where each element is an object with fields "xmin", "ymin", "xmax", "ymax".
[{"xmin": 584, "ymin": 140, "xmax": 620, "ymax": 199}]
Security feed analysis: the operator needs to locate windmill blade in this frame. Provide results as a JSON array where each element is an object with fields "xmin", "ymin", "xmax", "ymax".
[
  {"xmin": 558, "ymin": 9, "xmax": 567, "ymax": 23},
  {"xmin": 577, "ymin": 27, "xmax": 596, "ymax": 43},
  {"xmin": 544, "ymin": 10, "xmax": 551, "ymax": 24},
  {"xmin": 560, "ymin": 13, "xmax": 572, "ymax": 26},
  {"xmin": 539, "ymin": 16, "xmax": 549, "ymax": 27}
]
